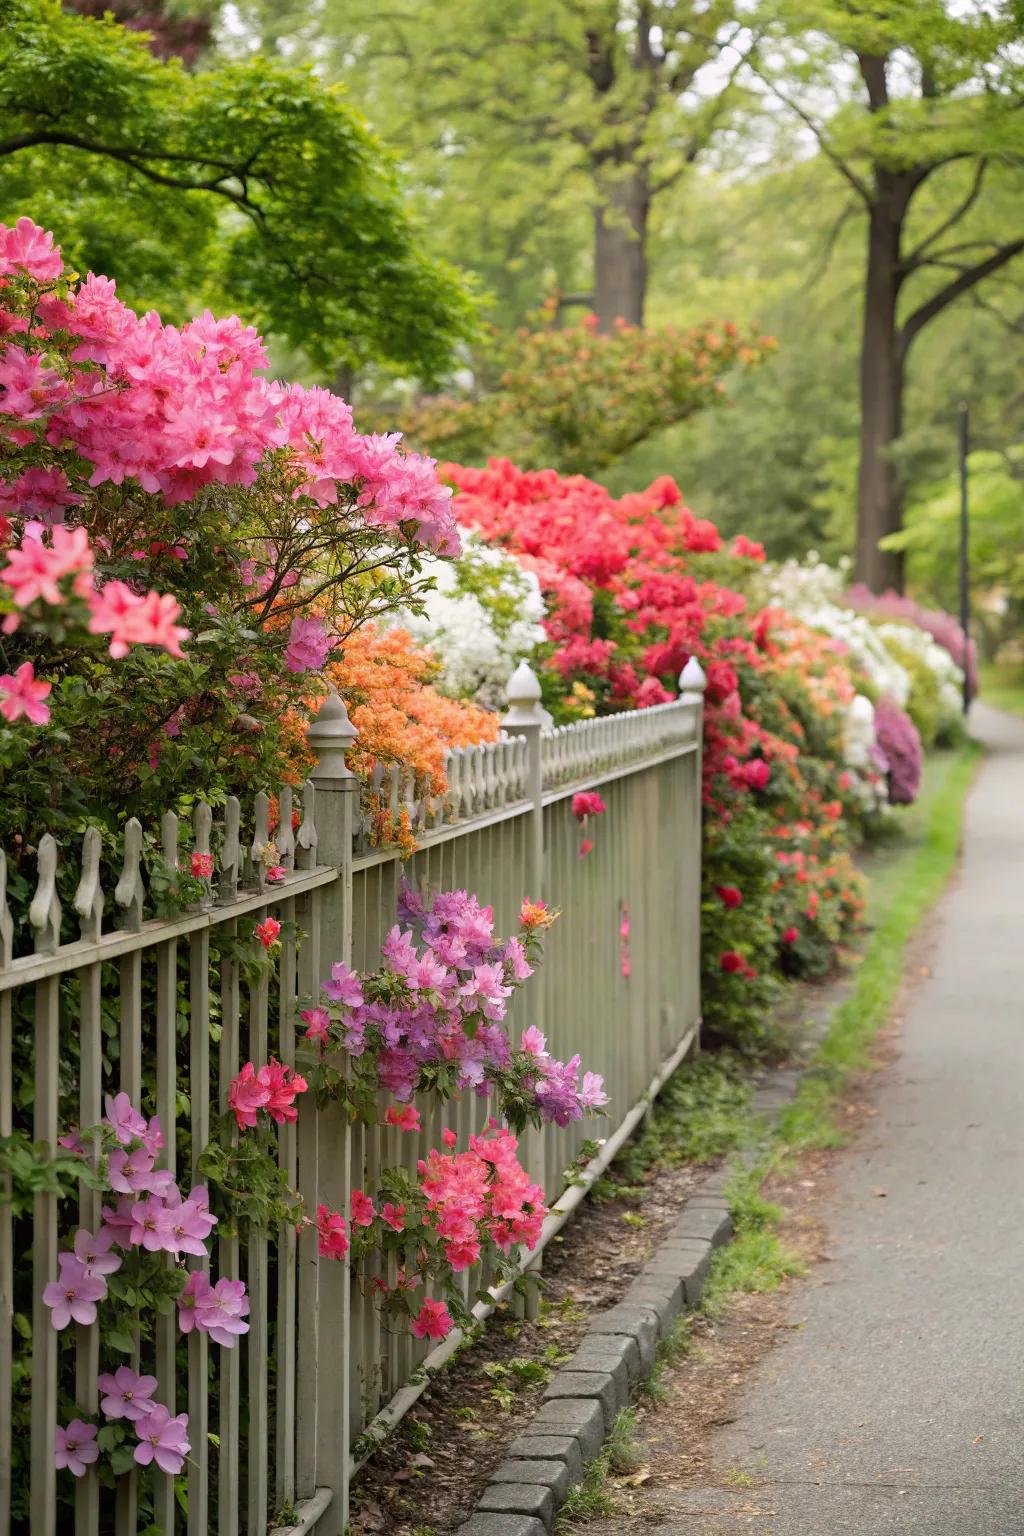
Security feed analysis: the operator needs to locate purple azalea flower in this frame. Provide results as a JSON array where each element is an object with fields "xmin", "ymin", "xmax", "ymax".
[
  {"xmin": 97, "ymin": 1365, "xmax": 158, "ymax": 1423},
  {"xmin": 55, "ymin": 1420, "xmax": 99, "ymax": 1478},
  {"xmin": 322, "ymin": 961, "xmax": 364, "ymax": 1009}
]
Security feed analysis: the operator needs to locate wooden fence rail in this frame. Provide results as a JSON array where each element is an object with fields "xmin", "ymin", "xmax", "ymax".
[{"xmin": 0, "ymin": 662, "xmax": 705, "ymax": 1536}]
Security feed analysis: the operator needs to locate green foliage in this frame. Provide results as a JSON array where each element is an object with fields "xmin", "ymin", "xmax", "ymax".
[
  {"xmin": 393, "ymin": 317, "xmax": 771, "ymax": 474},
  {"xmin": 0, "ymin": 0, "xmax": 476, "ymax": 376},
  {"xmin": 886, "ymin": 448, "xmax": 1024, "ymax": 641}
]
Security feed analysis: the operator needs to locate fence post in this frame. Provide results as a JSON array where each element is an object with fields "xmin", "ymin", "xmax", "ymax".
[
  {"xmin": 678, "ymin": 659, "xmax": 707, "ymax": 1052},
  {"xmin": 305, "ymin": 689, "xmax": 359, "ymax": 1533},
  {"xmin": 503, "ymin": 662, "xmax": 547, "ymax": 1318}
]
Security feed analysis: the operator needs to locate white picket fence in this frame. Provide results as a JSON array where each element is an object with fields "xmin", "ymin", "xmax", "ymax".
[{"xmin": 0, "ymin": 662, "xmax": 706, "ymax": 1536}]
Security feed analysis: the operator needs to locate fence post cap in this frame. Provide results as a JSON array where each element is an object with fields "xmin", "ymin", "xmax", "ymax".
[
  {"xmin": 308, "ymin": 687, "xmax": 358, "ymax": 778},
  {"xmin": 678, "ymin": 657, "xmax": 707, "ymax": 694},
  {"xmin": 503, "ymin": 660, "xmax": 546, "ymax": 728}
]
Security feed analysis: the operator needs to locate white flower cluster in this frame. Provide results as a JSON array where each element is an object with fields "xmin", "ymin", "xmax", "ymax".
[
  {"xmin": 842, "ymin": 694, "xmax": 888, "ymax": 814},
  {"xmin": 875, "ymin": 621, "xmax": 964, "ymax": 737},
  {"xmin": 394, "ymin": 530, "xmax": 547, "ymax": 706},
  {"xmin": 766, "ymin": 555, "xmax": 911, "ymax": 704}
]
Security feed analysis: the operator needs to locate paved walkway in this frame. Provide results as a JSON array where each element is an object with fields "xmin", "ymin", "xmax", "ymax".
[{"xmin": 611, "ymin": 703, "xmax": 1024, "ymax": 1534}]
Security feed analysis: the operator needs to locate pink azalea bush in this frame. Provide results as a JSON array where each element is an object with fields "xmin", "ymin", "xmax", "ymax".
[
  {"xmin": 0, "ymin": 218, "xmax": 458, "ymax": 900},
  {"xmin": 873, "ymin": 699, "xmax": 923, "ymax": 806}
]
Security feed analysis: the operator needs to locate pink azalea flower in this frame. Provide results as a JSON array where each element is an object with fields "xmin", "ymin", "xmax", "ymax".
[
  {"xmin": 0, "ymin": 217, "xmax": 64, "ymax": 281},
  {"xmin": 176, "ymin": 1268, "xmax": 210, "ymax": 1335},
  {"xmin": 72, "ymin": 1227, "xmax": 122, "ymax": 1279},
  {"xmin": 571, "ymin": 791, "xmax": 606, "ymax": 822},
  {"xmin": 300, "ymin": 1006, "xmax": 331, "ymax": 1043},
  {"xmin": 0, "ymin": 524, "xmax": 92, "ymax": 607},
  {"xmin": 129, "ymin": 1195, "xmax": 175, "ymax": 1253},
  {"xmin": 254, "ymin": 917, "xmax": 281, "ymax": 950},
  {"xmin": 54, "ymin": 1419, "xmax": 99, "ymax": 1478},
  {"xmin": 266, "ymin": 864, "xmax": 286, "ymax": 882},
  {"xmin": 195, "ymin": 1277, "xmax": 250, "ymax": 1348},
  {"xmin": 257, "ymin": 1060, "xmax": 307, "ymax": 1125},
  {"xmin": 520, "ymin": 1027, "xmax": 548, "ymax": 1059},
  {"xmin": 0, "ymin": 661, "xmax": 51, "ymax": 724},
  {"xmin": 441, "ymin": 1128, "xmax": 458, "ymax": 1150},
  {"xmin": 43, "ymin": 1255, "xmax": 107, "ymax": 1329},
  {"xmin": 107, "ymin": 1145, "xmax": 156, "ymax": 1193},
  {"xmin": 284, "ymin": 616, "xmax": 333, "ymax": 673},
  {"xmin": 350, "ymin": 1190, "xmax": 375, "ymax": 1227},
  {"xmin": 580, "ymin": 1072, "xmax": 608, "ymax": 1109},
  {"xmin": 97, "ymin": 1365, "xmax": 158, "ymax": 1423},
  {"xmin": 384, "ymin": 1104, "xmax": 421, "ymax": 1133},
  {"xmin": 380, "ymin": 1202, "xmax": 406, "ymax": 1232},
  {"xmin": 104, "ymin": 1090, "xmax": 147, "ymax": 1145},
  {"xmin": 411, "ymin": 1298, "xmax": 452, "ymax": 1340},
  {"xmin": 229, "ymin": 1063, "xmax": 270, "ymax": 1129},
  {"xmin": 133, "ymin": 1404, "xmax": 191, "ymax": 1475},
  {"xmin": 191, "ymin": 852, "xmax": 214, "ymax": 879},
  {"xmin": 316, "ymin": 1204, "xmax": 349, "ymax": 1260},
  {"xmin": 162, "ymin": 1194, "xmax": 217, "ymax": 1258}
]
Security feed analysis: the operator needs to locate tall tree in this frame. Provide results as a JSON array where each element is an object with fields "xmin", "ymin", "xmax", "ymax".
[
  {"xmin": 228, "ymin": 0, "xmax": 752, "ymax": 332},
  {"xmin": 1, "ymin": 0, "xmax": 476, "ymax": 377},
  {"xmin": 761, "ymin": 0, "xmax": 1024, "ymax": 592}
]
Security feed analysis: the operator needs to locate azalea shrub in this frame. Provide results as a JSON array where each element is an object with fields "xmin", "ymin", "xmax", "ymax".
[
  {"xmin": 0, "ymin": 218, "xmax": 457, "ymax": 922},
  {"xmin": 391, "ymin": 313, "xmax": 775, "ymax": 475},
  {"xmin": 299, "ymin": 884, "xmax": 606, "ymax": 1132},
  {"xmin": 435, "ymin": 458, "xmax": 883, "ymax": 1049}
]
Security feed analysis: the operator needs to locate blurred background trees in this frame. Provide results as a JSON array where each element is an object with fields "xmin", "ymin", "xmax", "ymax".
[{"xmin": 3, "ymin": 0, "xmax": 1023, "ymax": 611}]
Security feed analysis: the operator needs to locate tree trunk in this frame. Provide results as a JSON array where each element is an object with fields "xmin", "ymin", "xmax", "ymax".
[
  {"xmin": 593, "ymin": 167, "xmax": 649, "ymax": 331},
  {"xmin": 855, "ymin": 202, "xmax": 906, "ymax": 593}
]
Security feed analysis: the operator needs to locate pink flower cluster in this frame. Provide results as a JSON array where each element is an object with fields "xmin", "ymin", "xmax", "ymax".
[
  {"xmin": 304, "ymin": 884, "xmax": 606, "ymax": 1126},
  {"xmin": 46, "ymin": 1088, "xmax": 248, "ymax": 1479},
  {"xmin": 418, "ymin": 1122, "xmax": 547, "ymax": 1273},
  {"xmin": 0, "ymin": 220, "xmax": 459, "ymax": 554},
  {"xmin": 228, "ymin": 1060, "xmax": 308, "ymax": 1130},
  {"xmin": 55, "ymin": 1369, "xmax": 191, "ymax": 1479},
  {"xmin": 0, "ymin": 519, "xmax": 190, "ymax": 725}
]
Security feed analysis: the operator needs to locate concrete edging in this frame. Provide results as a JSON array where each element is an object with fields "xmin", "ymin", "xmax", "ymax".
[{"xmin": 456, "ymin": 1071, "xmax": 798, "ymax": 1536}]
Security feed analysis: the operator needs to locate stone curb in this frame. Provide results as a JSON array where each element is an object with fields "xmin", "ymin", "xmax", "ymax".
[{"xmin": 455, "ymin": 1065, "xmax": 803, "ymax": 1535}]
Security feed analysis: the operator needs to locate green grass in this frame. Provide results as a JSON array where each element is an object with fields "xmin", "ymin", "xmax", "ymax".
[
  {"xmin": 778, "ymin": 741, "xmax": 981, "ymax": 1151},
  {"xmin": 980, "ymin": 659, "xmax": 1024, "ymax": 719},
  {"xmin": 699, "ymin": 737, "xmax": 981, "ymax": 1315}
]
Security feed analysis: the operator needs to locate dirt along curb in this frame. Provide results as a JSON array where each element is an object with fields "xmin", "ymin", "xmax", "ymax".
[{"xmin": 455, "ymin": 1069, "xmax": 805, "ymax": 1536}]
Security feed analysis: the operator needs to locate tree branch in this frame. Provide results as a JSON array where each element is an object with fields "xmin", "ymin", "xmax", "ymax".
[
  {"xmin": 900, "ymin": 239, "xmax": 1024, "ymax": 356},
  {"xmin": 0, "ymin": 130, "xmax": 266, "ymax": 218},
  {"xmin": 753, "ymin": 71, "xmax": 873, "ymax": 206},
  {"xmin": 902, "ymin": 158, "xmax": 988, "ymax": 270}
]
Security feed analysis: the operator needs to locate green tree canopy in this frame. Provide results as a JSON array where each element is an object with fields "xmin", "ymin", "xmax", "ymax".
[{"xmin": 0, "ymin": 0, "xmax": 477, "ymax": 377}]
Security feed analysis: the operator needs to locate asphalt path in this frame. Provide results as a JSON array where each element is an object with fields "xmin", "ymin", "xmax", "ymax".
[{"xmin": 613, "ymin": 703, "xmax": 1024, "ymax": 1535}]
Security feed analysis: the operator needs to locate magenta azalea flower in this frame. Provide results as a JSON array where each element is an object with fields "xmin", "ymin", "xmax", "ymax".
[
  {"xmin": 54, "ymin": 1419, "xmax": 99, "ymax": 1478},
  {"xmin": 97, "ymin": 1365, "xmax": 158, "ymax": 1423},
  {"xmin": 133, "ymin": 1404, "xmax": 191, "ymax": 1474}
]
